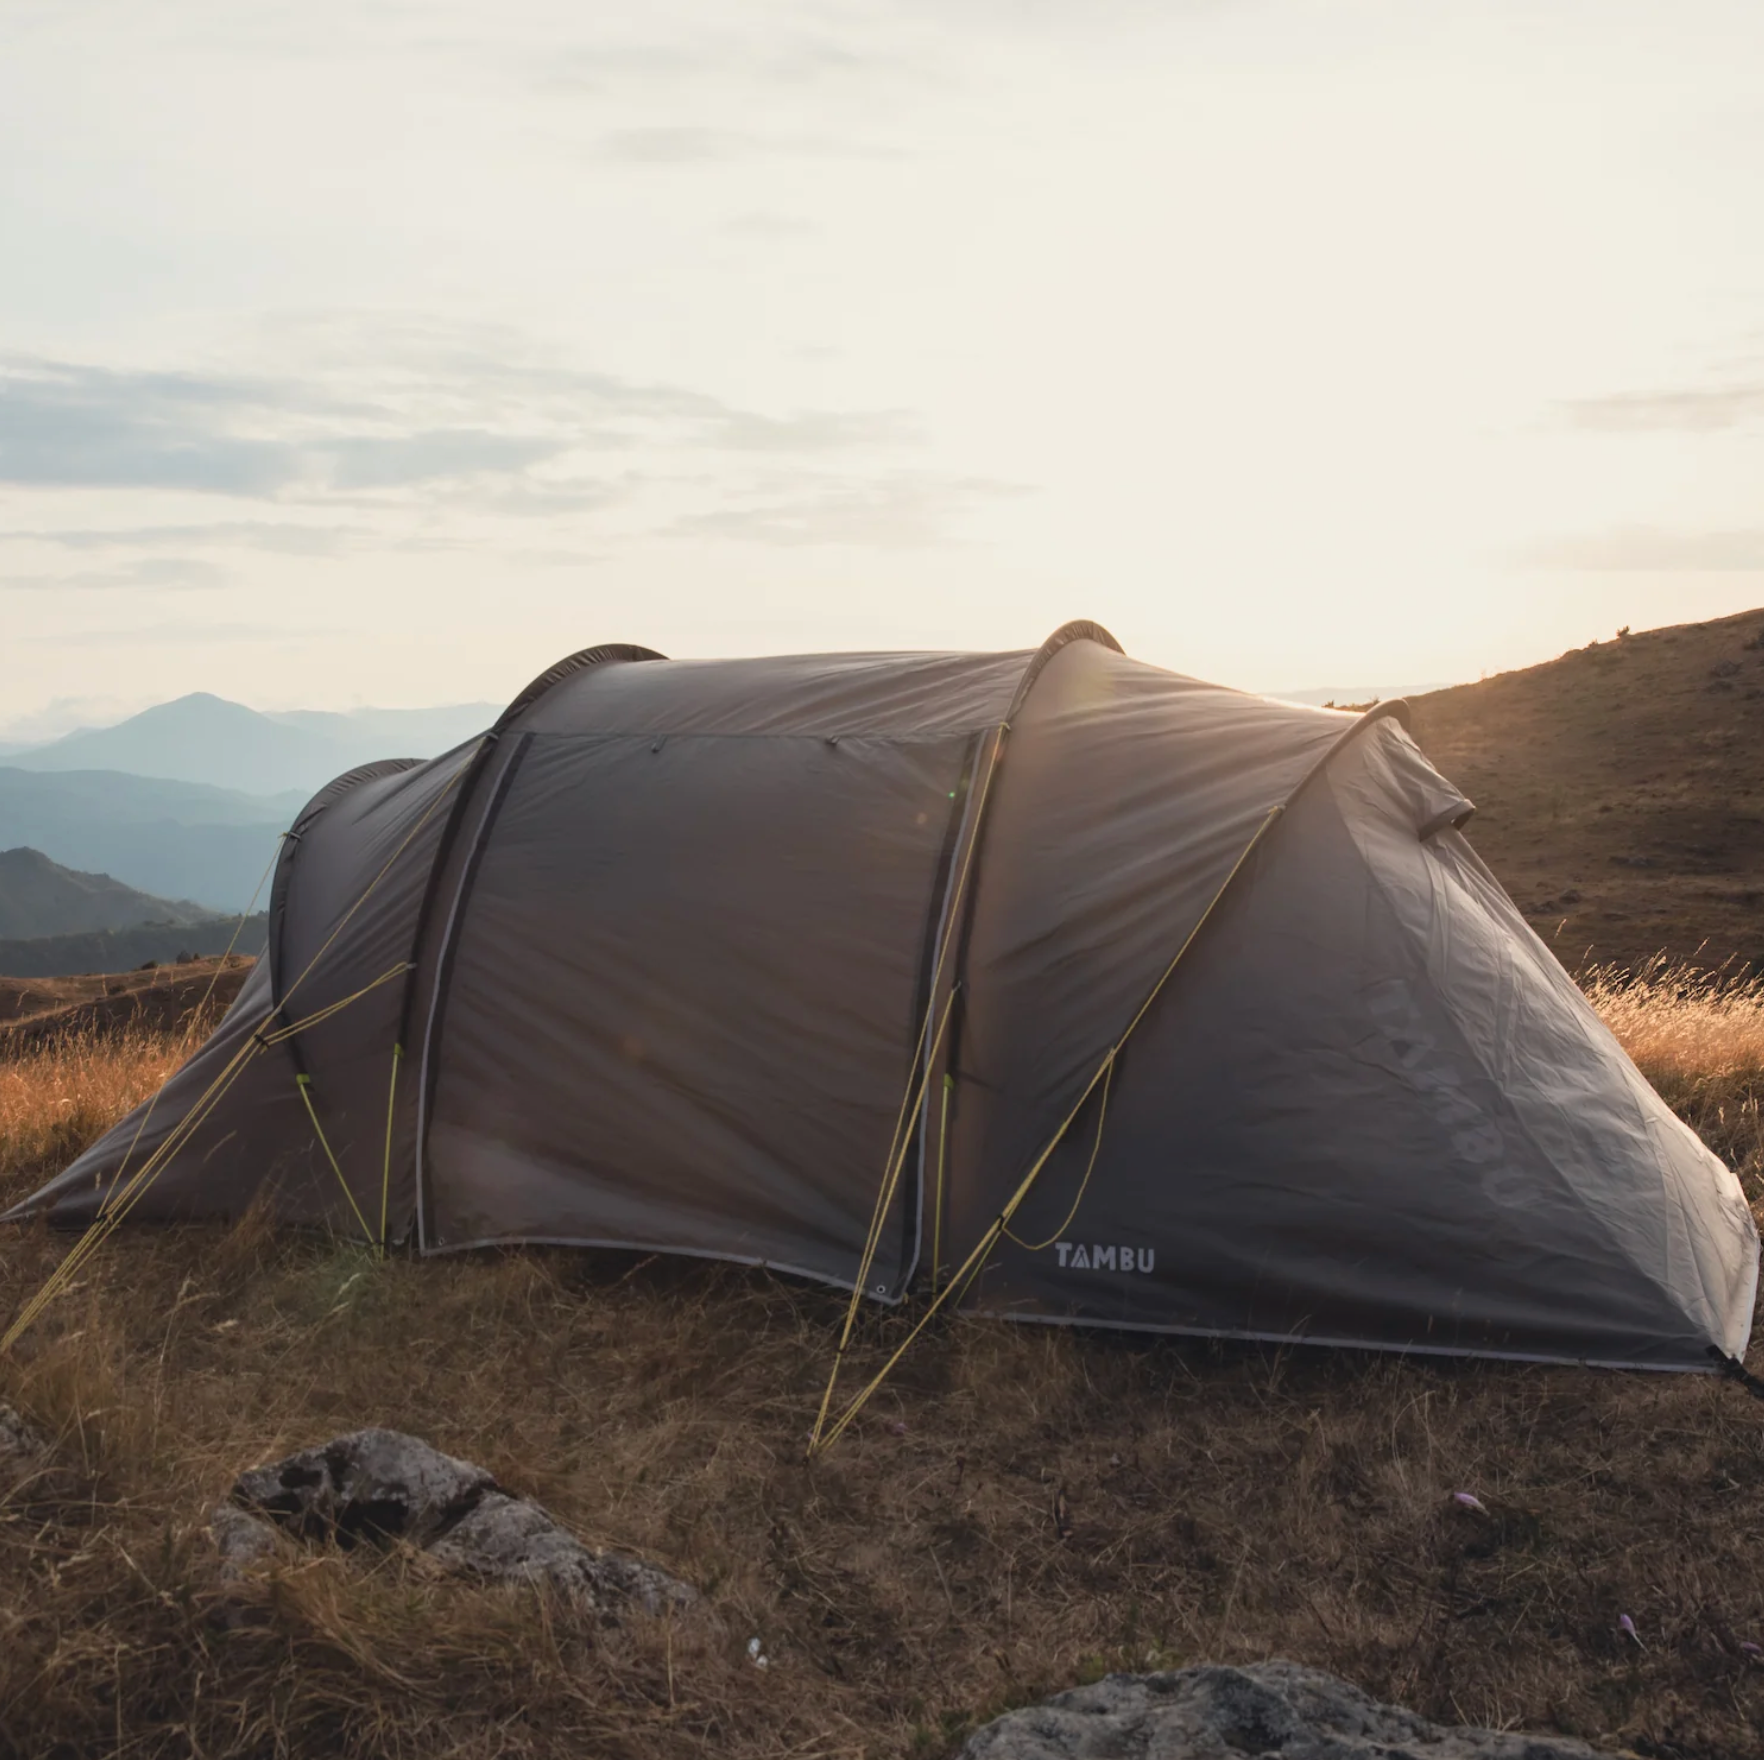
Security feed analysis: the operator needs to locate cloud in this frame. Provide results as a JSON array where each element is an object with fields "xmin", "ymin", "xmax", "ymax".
[
  {"xmin": 17, "ymin": 620, "xmax": 343, "ymax": 647},
  {"xmin": 0, "ymin": 357, "xmax": 560, "ymax": 497},
  {"xmin": 709, "ymin": 409, "xmax": 919, "ymax": 451},
  {"xmin": 1557, "ymin": 383, "xmax": 1764, "ymax": 432},
  {"xmin": 0, "ymin": 521, "xmax": 354, "ymax": 556},
  {"xmin": 1518, "ymin": 526, "xmax": 1764, "ymax": 571},
  {"xmin": 0, "ymin": 340, "xmax": 921, "ymax": 505},
  {"xmin": 1, "ymin": 557, "xmax": 230, "ymax": 591},
  {"xmin": 323, "ymin": 430, "xmax": 561, "ymax": 490},
  {"xmin": 670, "ymin": 472, "xmax": 1026, "ymax": 548},
  {"xmin": 0, "ymin": 368, "xmax": 298, "ymax": 495}
]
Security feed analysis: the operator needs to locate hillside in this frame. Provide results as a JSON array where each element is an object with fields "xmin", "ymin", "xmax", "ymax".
[
  {"xmin": 0, "ymin": 768, "xmax": 301, "ymax": 913},
  {"xmin": 0, "ymin": 954, "xmax": 252, "ymax": 1050},
  {"xmin": 0, "ymin": 847, "xmax": 214, "ymax": 942},
  {"xmin": 7, "ymin": 693, "xmax": 494, "ymax": 796},
  {"xmin": 0, "ymin": 914, "xmax": 268, "ymax": 980},
  {"xmin": 1408, "ymin": 605, "xmax": 1764, "ymax": 976}
]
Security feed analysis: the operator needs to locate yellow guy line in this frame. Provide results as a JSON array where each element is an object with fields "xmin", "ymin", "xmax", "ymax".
[
  {"xmin": 4, "ymin": 753, "xmax": 475, "ymax": 1354},
  {"xmin": 1001, "ymin": 1056, "xmax": 1115, "ymax": 1253},
  {"xmin": 3, "ymin": 1023, "xmax": 271, "ymax": 1351},
  {"xmin": 808, "ymin": 722, "xmax": 1008, "ymax": 1452},
  {"xmin": 271, "ymin": 754, "xmax": 474, "ymax": 1025},
  {"xmin": 296, "ymin": 1075, "xmax": 374, "ymax": 1247},
  {"xmin": 8, "ymin": 955, "xmax": 413, "ymax": 1353},
  {"xmin": 96, "ymin": 839, "xmax": 281, "ymax": 1210},
  {"xmin": 256, "ymin": 961, "xmax": 413, "ymax": 1048},
  {"xmin": 808, "ymin": 802, "xmax": 1286, "ymax": 1457}
]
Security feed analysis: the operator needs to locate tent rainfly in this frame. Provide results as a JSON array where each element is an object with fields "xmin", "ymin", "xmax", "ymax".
[{"xmin": 9, "ymin": 624, "xmax": 1758, "ymax": 1376}]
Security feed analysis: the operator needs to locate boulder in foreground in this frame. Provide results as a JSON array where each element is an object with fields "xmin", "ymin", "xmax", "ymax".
[
  {"xmin": 226, "ymin": 1427, "xmax": 693, "ymax": 1618},
  {"xmin": 960, "ymin": 1662, "xmax": 1623, "ymax": 1759}
]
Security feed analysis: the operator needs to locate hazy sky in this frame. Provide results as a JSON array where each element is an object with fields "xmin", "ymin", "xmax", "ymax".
[{"xmin": 3, "ymin": 0, "xmax": 1762, "ymax": 732}]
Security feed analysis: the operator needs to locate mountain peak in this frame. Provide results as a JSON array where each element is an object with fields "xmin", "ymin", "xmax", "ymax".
[{"xmin": 8, "ymin": 695, "xmax": 493, "ymax": 797}]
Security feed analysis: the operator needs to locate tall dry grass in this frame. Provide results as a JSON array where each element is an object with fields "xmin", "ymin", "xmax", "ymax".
[
  {"xmin": 1585, "ymin": 959, "xmax": 1764, "ymax": 1189},
  {"xmin": 0, "ymin": 1025, "xmax": 185, "ymax": 1194},
  {"xmin": 0, "ymin": 969, "xmax": 1759, "ymax": 1759}
]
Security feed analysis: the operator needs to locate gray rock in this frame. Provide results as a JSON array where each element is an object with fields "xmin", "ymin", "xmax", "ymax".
[
  {"xmin": 229, "ymin": 1429, "xmax": 694, "ymax": 1617},
  {"xmin": 0, "ymin": 1404, "xmax": 43, "ymax": 1468},
  {"xmin": 233, "ymin": 1427, "xmax": 495, "ymax": 1549},
  {"xmin": 960, "ymin": 1663, "xmax": 1621, "ymax": 1759},
  {"xmin": 207, "ymin": 1504, "xmax": 279, "ymax": 1577},
  {"xmin": 431, "ymin": 1489, "xmax": 695, "ymax": 1616}
]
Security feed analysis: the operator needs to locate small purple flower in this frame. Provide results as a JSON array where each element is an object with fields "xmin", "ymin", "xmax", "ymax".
[
  {"xmin": 1452, "ymin": 1491, "xmax": 1487, "ymax": 1514},
  {"xmin": 1741, "ymin": 1641, "xmax": 1763, "ymax": 1660},
  {"xmin": 1619, "ymin": 1614, "xmax": 1644, "ymax": 1648}
]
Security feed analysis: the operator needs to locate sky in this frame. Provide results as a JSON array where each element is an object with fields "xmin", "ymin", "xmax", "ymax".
[{"xmin": 3, "ymin": 0, "xmax": 1763, "ymax": 735}]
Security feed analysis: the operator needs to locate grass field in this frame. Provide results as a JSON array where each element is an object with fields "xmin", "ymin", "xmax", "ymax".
[{"xmin": 1, "ymin": 971, "xmax": 1761, "ymax": 1760}]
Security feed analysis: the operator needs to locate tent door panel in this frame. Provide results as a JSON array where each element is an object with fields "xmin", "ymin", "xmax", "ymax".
[{"xmin": 421, "ymin": 731, "xmax": 972, "ymax": 1293}]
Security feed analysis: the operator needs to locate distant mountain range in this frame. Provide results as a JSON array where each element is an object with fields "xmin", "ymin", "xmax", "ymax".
[
  {"xmin": 0, "ymin": 846, "xmax": 217, "ymax": 941},
  {"xmin": 0, "ymin": 692, "xmax": 492, "ymax": 913},
  {"xmin": 3, "ymin": 693, "xmax": 497, "ymax": 796},
  {"xmin": 0, "ymin": 768, "xmax": 301, "ymax": 913}
]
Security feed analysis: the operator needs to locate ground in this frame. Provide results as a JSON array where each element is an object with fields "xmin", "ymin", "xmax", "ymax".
[
  {"xmin": 3, "ymin": 617, "xmax": 1764, "ymax": 1758},
  {"xmin": 0, "ymin": 963, "xmax": 1760, "ymax": 1759}
]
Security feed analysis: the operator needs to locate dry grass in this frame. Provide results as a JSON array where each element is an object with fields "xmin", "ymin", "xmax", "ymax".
[
  {"xmin": 1585, "ymin": 959, "xmax": 1764, "ymax": 1187},
  {"xmin": 1, "ymin": 973, "xmax": 1761, "ymax": 1760},
  {"xmin": 0, "ymin": 1026, "xmax": 187, "ymax": 1195}
]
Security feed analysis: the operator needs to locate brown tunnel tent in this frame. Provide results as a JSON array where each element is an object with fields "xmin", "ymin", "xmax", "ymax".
[{"xmin": 12, "ymin": 623, "xmax": 1758, "ymax": 1372}]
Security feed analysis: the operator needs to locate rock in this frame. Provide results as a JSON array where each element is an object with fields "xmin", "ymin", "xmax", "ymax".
[
  {"xmin": 207, "ymin": 1504, "xmax": 279, "ymax": 1577},
  {"xmin": 228, "ymin": 1428, "xmax": 694, "ymax": 1617},
  {"xmin": 430, "ymin": 1489, "xmax": 695, "ymax": 1616},
  {"xmin": 0, "ymin": 1404, "xmax": 44, "ymax": 1473},
  {"xmin": 233, "ymin": 1427, "xmax": 496, "ymax": 1549},
  {"xmin": 959, "ymin": 1662, "xmax": 1621, "ymax": 1759}
]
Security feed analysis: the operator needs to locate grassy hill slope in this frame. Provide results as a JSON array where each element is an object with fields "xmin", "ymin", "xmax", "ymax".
[
  {"xmin": 1408, "ymin": 605, "xmax": 1764, "ymax": 976},
  {"xmin": 0, "ymin": 914, "xmax": 268, "ymax": 980},
  {"xmin": 0, "ymin": 846, "xmax": 215, "ymax": 941}
]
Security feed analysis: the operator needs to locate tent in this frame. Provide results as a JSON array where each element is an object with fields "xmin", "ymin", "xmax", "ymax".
[{"xmin": 10, "ymin": 624, "xmax": 1757, "ymax": 1374}]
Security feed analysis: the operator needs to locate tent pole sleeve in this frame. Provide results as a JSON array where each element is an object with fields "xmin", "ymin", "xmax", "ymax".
[
  {"xmin": 900, "ymin": 728, "xmax": 989, "ymax": 1293},
  {"xmin": 413, "ymin": 733, "xmax": 536, "ymax": 1251},
  {"xmin": 391, "ymin": 643, "xmax": 665, "ymax": 1249}
]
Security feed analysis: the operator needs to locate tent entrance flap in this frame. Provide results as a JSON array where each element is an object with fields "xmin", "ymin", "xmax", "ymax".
[{"xmin": 418, "ymin": 729, "xmax": 978, "ymax": 1294}]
